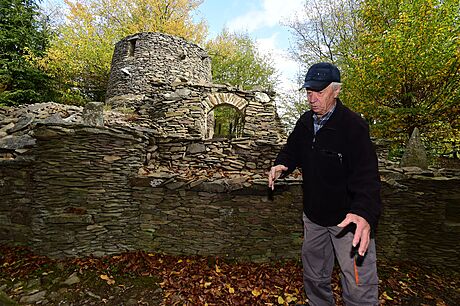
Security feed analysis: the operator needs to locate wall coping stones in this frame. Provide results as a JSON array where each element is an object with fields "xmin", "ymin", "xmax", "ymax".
[
  {"xmin": 1, "ymin": 102, "xmax": 458, "ymax": 185},
  {"xmin": 82, "ymin": 102, "xmax": 104, "ymax": 127}
]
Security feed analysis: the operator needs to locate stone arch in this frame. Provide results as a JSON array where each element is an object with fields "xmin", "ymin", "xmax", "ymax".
[
  {"xmin": 204, "ymin": 93, "xmax": 248, "ymax": 112},
  {"xmin": 204, "ymin": 93, "xmax": 248, "ymax": 139}
]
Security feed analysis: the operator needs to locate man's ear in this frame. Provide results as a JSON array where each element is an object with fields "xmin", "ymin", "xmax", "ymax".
[{"xmin": 334, "ymin": 85, "xmax": 341, "ymax": 98}]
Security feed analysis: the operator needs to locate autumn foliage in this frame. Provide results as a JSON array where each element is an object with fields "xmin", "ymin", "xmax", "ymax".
[{"xmin": 42, "ymin": 0, "xmax": 207, "ymax": 102}]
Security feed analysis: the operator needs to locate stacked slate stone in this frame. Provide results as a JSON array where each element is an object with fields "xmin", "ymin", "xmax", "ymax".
[
  {"xmin": 0, "ymin": 146, "xmax": 34, "ymax": 244},
  {"xmin": 1, "ymin": 102, "xmax": 460, "ymax": 270},
  {"xmin": 133, "ymin": 181, "xmax": 304, "ymax": 261},
  {"xmin": 0, "ymin": 102, "xmax": 158, "ymax": 160},
  {"xmin": 0, "ymin": 103, "xmax": 81, "ymax": 161},
  {"xmin": 242, "ymin": 91, "xmax": 286, "ymax": 142},
  {"xmin": 27, "ymin": 123, "xmax": 147, "ymax": 258},
  {"xmin": 106, "ymin": 32, "xmax": 212, "ymax": 110},
  {"xmin": 144, "ymin": 137, "xmax": 280, "ymax": 176},
  {"xmin": 105, "ymin": 31, "xmax": 286, "ymax": 152},
  {"xmin": 137, "ymin": 81, "xmax": 286, "ymax": 177},
  {"xmin": 144, "ymin": 81, "xmax": 207, "ymax": 139}
]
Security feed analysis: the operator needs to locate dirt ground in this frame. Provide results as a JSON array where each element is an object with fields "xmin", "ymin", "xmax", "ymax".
[{"xmin": 1, "ymin": 246, "xmax": 459, "ymax": 306}]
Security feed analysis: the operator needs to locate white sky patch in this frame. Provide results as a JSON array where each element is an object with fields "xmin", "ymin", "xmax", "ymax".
[
  {"xmin": 228, "ymin": 0, "xmax": 305, "ymax": 33},
  {"xmin": 226, "ymin": 0, "xmax": 306, "ymax": 94},
  {"xmin": 256, "ymin": 34, "xmax": 302, "ymax": 93}
]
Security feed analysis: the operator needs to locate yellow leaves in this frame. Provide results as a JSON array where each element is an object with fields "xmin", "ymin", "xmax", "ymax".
[
  {"xmin": 398, "ymin": 11, "xmax": 409, "ymax": 24},
  {"xmin": 99, "ymin": 274, "xmax": 115, "ymax": 285},
  {"xmin": 203, "ymin": 282, "xmax": 212, "ymax": 288},
  {"xmin": 276, "ymin": 292, "xmax": 298, "ymax": 304},
  {"xmin": 284, "ymin": 293, "xmax": 298, "ymax": 303},
  {"xmin": 12, "ymin": 286, "xmax": 23, "ymax": 293},
  {"xmin": 215, "ymin": 264, "xmax": 221, "ymax": 273},
  {"xmin": 225, "ymin": 283, "xmax": 235, "ymax": 294},
  {"xmin": 381, "ymin": 291, "xmax": 393, "ymax": 301},
  {"xmin": 62, "ymin": 0, "xmax": 207, "ymax": 43},
  {"xmin": 249, "ymin": 287, "xmax": 299, "ymax": 305}
]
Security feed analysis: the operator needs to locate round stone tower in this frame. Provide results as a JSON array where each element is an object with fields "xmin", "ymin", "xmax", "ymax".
[{"xmin": 106, "ymin": 32, "xmax": 212, "ymax": 102}]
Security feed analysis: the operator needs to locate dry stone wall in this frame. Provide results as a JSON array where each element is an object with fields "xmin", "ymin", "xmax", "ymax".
[
  {"xmin": 132, "ymin": 180, "xmax": 304, "ymax": 261},
  {"xmin": 1, "ymin": 103, "xmax": 459, "ymax": 270},
  {"xmin": 0, "ymin": 158, "xmax": 34, "ymax": 245},
  {"xmin": 0, "ymin": 31, "xmax": 459, "ymax": 271},
  {"xmin": 378, "ymin": 178, "xmax": 460, "ymax": 267},
  {"xmin": 0, "ymin": 102, "xmax": 294, "ymax": 261},
  {"xmin": 29, "ymin": 124, "xmax": 148, "ymax": 257},
  {"xmin": 107, "ymin": 79, "xmax": 286, "ymax": 143}
]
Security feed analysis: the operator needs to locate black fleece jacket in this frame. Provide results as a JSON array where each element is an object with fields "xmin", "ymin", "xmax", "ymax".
[{"xmin": 274, "ymin": 99, "xmax": 382, "ymax": 229}]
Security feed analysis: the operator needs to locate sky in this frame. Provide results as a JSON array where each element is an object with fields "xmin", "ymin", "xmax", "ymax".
[
  {"xmin": 194, "ymin": 0, "xmax": 306, "ymax": 93},
  {"xmin": 42, "ymin": 0, "xmax": 306, "ymax": 94}
]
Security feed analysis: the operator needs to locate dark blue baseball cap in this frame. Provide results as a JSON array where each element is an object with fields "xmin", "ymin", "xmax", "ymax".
[{"xmin": 301, "ymin": 62, "xmax": 340, "ymax": 91}]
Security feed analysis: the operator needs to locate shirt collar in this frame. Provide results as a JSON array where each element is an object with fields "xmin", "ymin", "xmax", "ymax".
[{"xmin": 313, "ymin": 102, "xmax": 337, "ymax": 123}]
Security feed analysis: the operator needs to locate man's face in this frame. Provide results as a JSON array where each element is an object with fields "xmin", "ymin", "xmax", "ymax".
[{"xmin": 306, "ymin": 84, "xmax": 340, "ymax": 117}]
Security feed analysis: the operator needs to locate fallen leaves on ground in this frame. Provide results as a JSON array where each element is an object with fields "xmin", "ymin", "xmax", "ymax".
[{"xmin": 1, "ymin": 246, "xmax": 459, "ymax": 305}]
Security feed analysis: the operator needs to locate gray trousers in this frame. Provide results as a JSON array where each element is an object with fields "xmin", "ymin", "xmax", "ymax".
[{"xmin": 302, "ymin": 214, "xmax": 379, "ymax": 306}]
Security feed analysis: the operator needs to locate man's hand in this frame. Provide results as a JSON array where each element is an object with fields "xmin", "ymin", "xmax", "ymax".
[
  {"xmin": 268, "ymin": 165, "xmax": 288, "ymax": 190},
  {"xmin": 337, "ymin": 213, "xmax": 371, "ymax": 256}
]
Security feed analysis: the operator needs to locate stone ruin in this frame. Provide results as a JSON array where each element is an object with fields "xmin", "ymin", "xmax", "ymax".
[
  {"xmin": 0, "ymin": 32, "xmax": 296, "ymax": 260},
  {"xmin": 105, "ymin": 32, "xmax": 286, "ymax": 144},
  {"xmin": 102, "ymin": 32, "xmax": 287, "ymax": 176},
  {"xmin": 0, "ymin": 32, "xmax": 459, "ymax": 270}
]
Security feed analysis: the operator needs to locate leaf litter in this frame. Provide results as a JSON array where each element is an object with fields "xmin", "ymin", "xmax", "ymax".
[{"xmin": 1, "ymin": 246, "xmax": 459, "ymax": 305}]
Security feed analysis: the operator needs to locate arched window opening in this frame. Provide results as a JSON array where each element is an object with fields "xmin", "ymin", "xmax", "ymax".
[{"xmin": 208, "ymin": 104, "xmax": 244, "ymax": 139}]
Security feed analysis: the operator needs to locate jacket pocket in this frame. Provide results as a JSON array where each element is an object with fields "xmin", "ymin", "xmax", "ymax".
[{"xmin": 319, "ymin": 148, "xmax": 343, "ymax": 164}]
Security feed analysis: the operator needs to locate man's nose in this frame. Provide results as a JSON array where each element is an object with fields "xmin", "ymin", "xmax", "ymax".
[{"xmin": 308, "ymin": 92, "xmax": 319, "ymax": 102}]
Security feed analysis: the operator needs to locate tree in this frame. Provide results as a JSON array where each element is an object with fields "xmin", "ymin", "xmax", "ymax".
[
  {"xmin": 205, "ymin": 30, "xmax": 279, "ymax": 90},
  {"xmin": 282, "ymin": 0, "xmax": 359, "ymax": 129},
  {"xmin": 286, "ymin": 0, "xmax": 460, "ymax": 155},
  {"xmin": 212, "ymin": 105, "xmax": 243, "ymax": 138},
  {"xmin": 341, "ymin": 0, "xmax": 460, "ymax": 147},
  {"xmin": 0, "ymin": 0, "xmax": 54, "ymax": 105},
  {"xmin": 286, "ymin": 0, "xmax": 358, "ymax": 70},
  {"xmin": 42, "ymin": 0, "xmax": 207, "ymax": 102},
  {"xmin": 276, "ymin": 90, "xmax": 310, "ymax": 133}
]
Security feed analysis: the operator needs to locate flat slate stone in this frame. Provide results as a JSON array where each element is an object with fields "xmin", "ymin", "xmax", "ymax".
[
  {"xmin": 0, "ymin": 135, "xmax": 36, "ymax": 150},
  {"xmin": 400, "ymin": 127, "xmax": 428, "ymax": 169},
  {"xmin": 7, "ymin": 114, "xmax": 34, "ymax": 133}
]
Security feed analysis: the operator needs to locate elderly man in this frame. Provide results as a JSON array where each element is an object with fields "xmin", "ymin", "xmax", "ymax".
[{"xmin": 269, "ymin": 62, "xmax": 382, "ymax": 305}]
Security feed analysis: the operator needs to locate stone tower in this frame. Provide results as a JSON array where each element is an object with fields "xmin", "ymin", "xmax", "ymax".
[{"xmin": 106, "ymin": 32, "xmax": 212, "ymax": 105}]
